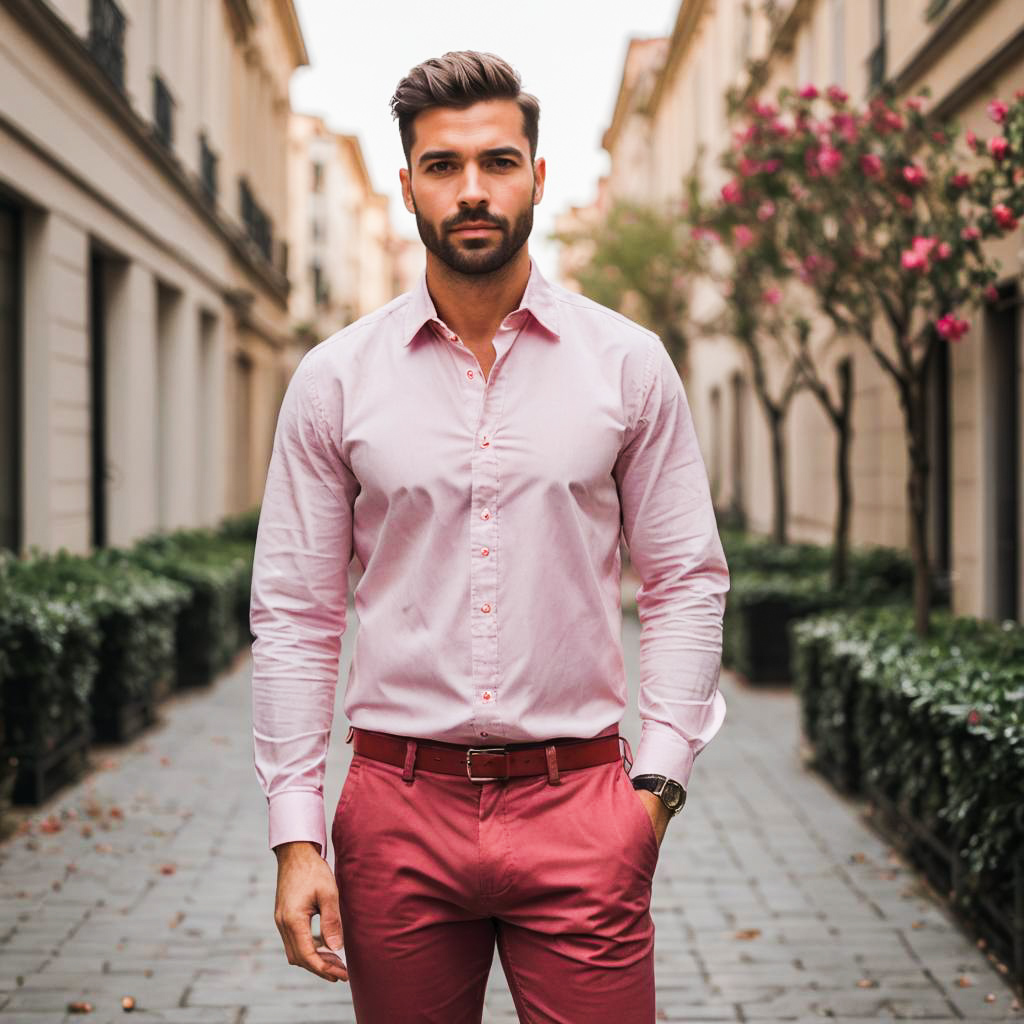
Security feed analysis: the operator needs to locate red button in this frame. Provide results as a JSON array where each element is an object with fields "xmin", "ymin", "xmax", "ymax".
[
  {"xmin": 480, "ymin": 436, "xmax": 489, "ymax": 447},
  {"xmin": 481, "ymin": 603, "xmax": 491, "ymax": 613},
  {"xmin": 482, "ymin": 691, "xmax": 493, "ymax": 701},
  {"xmin": 467, "ymin": 369, "xmax": 474, "ymax": 380},
  {"xmin": 481, "ymin": 547, "xmax": 489, "ymax": 556},
  {"xmin": 480, "ymin": 509, "xmax": 490, "ymax": 520}
]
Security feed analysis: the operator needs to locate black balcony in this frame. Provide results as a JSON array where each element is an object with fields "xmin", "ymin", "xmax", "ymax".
[
  {"xmin": 88, "ymin": 0, "xmax": 126, "ymax": 91},
  {"xmin": 239, "ymin": 178, "xmax": 273, "ymax": 264},
  {"xmin": 153, "ymin": 73, "xmax": 174, "ymax": 150},
  {"xmin": 199, "ymin": 133, "xmax": 218, "ymax": 202},
  {"xmin": 867, "ymin": 36, "xmax": 887, "ymax": 91}
]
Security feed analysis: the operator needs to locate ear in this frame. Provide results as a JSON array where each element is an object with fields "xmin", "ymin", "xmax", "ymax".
[
  {"xmin": 399, "ymin": 167, "xmax": 416, "ymax": 214},
  {"xmin": 532, "ymin": 157, "xmax": 546, "ymax": 206}
]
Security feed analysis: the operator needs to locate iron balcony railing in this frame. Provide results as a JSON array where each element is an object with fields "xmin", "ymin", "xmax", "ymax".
[{"xmin": 88, "ymin": 0, "xmax": 126, "ymax": 91}]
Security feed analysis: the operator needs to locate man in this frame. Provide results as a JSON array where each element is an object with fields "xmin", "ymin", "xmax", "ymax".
[{"xmin": 250, "ymin": 50, "xmax": 729, "ymax": 1023}]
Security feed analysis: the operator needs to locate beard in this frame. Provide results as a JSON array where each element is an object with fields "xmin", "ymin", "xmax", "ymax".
[{"xmin": 412, "ymin": 196, "xmax": 534, "ymax": 276}]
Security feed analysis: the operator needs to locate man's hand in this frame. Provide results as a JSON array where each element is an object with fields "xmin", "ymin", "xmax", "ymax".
[
  {"xmin": 273, "ymin": 840, "xmax": 349, "ymax": 983},
  {"xmin": 635, "ymin": 790, "xmax": 671, "ymax": 849}
]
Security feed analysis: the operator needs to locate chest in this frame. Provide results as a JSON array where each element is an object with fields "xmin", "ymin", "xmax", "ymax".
[{"xmin": 339, "ymin": 340, "xmax": 629, "ymax": 512}]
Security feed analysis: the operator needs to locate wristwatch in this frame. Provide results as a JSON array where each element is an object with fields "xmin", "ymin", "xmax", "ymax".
[{"xmin": 632, "ymin": 774, "xmax": 687, "ymax": 817}]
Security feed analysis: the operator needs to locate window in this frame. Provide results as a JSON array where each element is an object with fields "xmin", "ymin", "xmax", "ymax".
[
  {"xmin": 153, "ymin": 73, "xmax": 175, "ymax": 150},
  {"xmin": 312, "ymin": 161, "xmax": 325, "ymax": 193},
  {"xmin": 830, "ymin": 0, "xmax": 845, "ymax": 88},
  {"xmin": 199, "ymin": 133, "xmax": 218, "ymax": 202},
  {"xmin": 867, "ymin": 0, "xmax": 887, "ymax": 91},
  {"xmin": 88, "ymin": 0, "xmax": 126, "ymax": 91}
]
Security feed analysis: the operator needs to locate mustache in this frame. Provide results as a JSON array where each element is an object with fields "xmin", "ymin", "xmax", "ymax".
[{"xmin": 444, "ymin": 210, "xmax": 506, "ymax": 231}]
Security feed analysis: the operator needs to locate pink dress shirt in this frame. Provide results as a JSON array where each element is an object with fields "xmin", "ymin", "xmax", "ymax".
[{"xmin": 250, "ymin": 259, "xmax": 730, "ymax": 858}]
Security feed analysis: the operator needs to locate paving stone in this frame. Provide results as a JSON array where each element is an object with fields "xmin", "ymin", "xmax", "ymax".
[{"xmin": 1, "ymin": 611, "xmax": 1020, "ymax": 1022}]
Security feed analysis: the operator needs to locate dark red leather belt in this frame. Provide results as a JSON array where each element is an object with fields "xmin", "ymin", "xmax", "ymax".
[{"xmin": 350, "ymin": 726, "xmax": 621, "ymax": 783}]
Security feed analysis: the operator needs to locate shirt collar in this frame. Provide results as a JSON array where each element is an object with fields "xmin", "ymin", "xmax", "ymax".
[{"xmin": 402, "ymin": 257, "xmax": 561, "ymax": 346}]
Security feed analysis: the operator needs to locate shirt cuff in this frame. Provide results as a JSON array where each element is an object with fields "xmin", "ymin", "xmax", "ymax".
[
  {"xmin": 628, "ymin": 689, "xmax": 727, "ymax": 790},
  {"xmin": 268, "ymin": 790, "xmax": 328, "ymax": 860}
]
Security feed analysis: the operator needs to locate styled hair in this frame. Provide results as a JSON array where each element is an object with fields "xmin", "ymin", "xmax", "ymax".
[{"xmin": 390, "ymin": 51, "xmax": 540, "ymax": 163}]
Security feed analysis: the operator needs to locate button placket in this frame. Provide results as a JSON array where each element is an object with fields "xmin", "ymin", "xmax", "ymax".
[{"xmin": 469, "ymin": 349, "xmax": 508, "ymax": 741}]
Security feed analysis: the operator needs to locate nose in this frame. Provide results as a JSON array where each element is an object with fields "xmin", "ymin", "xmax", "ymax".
[{"xmin": 456, "ymin": 163, "xmax": 489, "ymax": 209}]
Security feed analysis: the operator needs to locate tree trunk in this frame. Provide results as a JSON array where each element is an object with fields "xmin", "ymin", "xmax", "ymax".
[
  {"xmin": 769, "ymin": 409, "xmax": 788, "ymax": 546},
  {"xmin": 903, "ymin": 373, "xmax": 932, "ymax": 636},
  {"xmin": 831, "ymin": 359, "xmax": 853, "ymax": 590}
]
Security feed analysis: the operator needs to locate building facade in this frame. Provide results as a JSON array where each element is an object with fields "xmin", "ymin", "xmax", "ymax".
[
  {"xmin": 287, "ymin": 113, "xmax": 411, "ymax": 346},
  {"xmin": 0, "ymin": 0, "xmax": 309, "ymax": 556},
  {"xmin": 582, "ymin": 0, "xmax": 1023, "ymax": 622}
]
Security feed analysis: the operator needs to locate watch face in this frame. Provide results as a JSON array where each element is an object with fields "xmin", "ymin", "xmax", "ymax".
[{"xmin": 663, "ymin": 782, "xmax": 685, "ymax": 810}]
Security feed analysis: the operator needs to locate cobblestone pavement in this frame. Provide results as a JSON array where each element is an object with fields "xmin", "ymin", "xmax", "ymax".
[{"xmin": 0, "ymin": 600, "xmax": 1021, "ymax": 1023}]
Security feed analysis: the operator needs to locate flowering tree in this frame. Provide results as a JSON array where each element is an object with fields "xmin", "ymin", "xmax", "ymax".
[
  {"xmin": 554, "ymin": 200, "xmax": 699, "ymax": 370},
  {"xmin": 709, "ymin": 83, "xmax": 1021, "ymax": 635},
  {"xmin": 688, "ymin": 179, "xmax": 807, "ymax": 548}
]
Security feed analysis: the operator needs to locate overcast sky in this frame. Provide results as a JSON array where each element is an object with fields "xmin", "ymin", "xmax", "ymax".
[{"xmin": 289, "ymin": 0, "xmax": 678, "ymax": 279}]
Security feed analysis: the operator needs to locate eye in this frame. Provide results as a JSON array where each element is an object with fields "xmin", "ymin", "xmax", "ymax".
[
  {"xmin": 426, "ymin": 161, "xmax": 453, "ymax": 174},
  {"xmin": 489, "ymin": 157, "xmax": 516, "ymax": 170}
]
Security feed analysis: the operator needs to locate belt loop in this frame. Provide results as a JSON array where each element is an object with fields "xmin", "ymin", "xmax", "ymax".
[
  {"xmin": 619, "ymin": 735, "xmax": 634, "ymax": 775},
  {"xmin": 545, "ymin": 744, "xmax": 561, "ymax": 786},
  {"xmin": 402, "ymin": 739, "xmax": 417, "ymax": 784}
]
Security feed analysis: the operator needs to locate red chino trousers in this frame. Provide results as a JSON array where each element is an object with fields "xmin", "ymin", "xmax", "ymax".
[{"xmin": 331, "ymin": 729, "xmax": 659, "ymax": 1024}]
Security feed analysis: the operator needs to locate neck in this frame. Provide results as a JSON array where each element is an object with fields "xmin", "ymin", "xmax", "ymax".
[{"xmin": 425, "ymin": 246, "xmax": 532, "ymax": 347}]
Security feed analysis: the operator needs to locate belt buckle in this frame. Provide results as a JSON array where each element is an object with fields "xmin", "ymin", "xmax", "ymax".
[{"xmin": 466, "ymin": 747, "xmax": 509, "ymax": 783}]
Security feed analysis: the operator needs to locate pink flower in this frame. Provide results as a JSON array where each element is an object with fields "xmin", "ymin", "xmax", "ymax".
[
  {"xmin": 987, "ymin": 99, "xmax": 1009, "ymax": 124},
  {"xmin": 763, "ymin": 287, "xmax": 782, "ymax": 305},
  {"xmin": 936, "ymin": 313, "xmax": 969, "ymax": 342},
  {"xmin": 860, "ymin": 153, "xmax": 883, "ymax": 177},
  {"xmin": 905, "ymin": 96, "xmax": 925, "ymax": 112},
  {"xmin": 993, "ymin": 203, "xmax": 1019, "ymax": 230},
  {"xmin": 721, "ymin": 179, "xmax": 744, "ymax": 204},
  {"xmin": 988, "ymin": 136, "xmax": 1009, "ymax": 160},
  {"xmin": 757, "ymin": 200, "xmax": 776, "ymax": 221},
  {"xmin": 770, "ymin": 119, "xmax": 791, "ymax": 138},
  {"xmin": 753, "ymin": 99, "xmax": 778, "ymax": 119},
  {"xmin": 690, "ymin": 226, "xmax": 722, "ymax": 244},
  {"xmin": 759, "ymin": 158, "xmax": 782, "ymax": 173},
  {"xmin": 738, "ymin": 157, "xmax": 759, "ymax": 177},
  {"xmin": 826, "ymin": 85, "xmax": 848, "ymax": 105},
  {"xmin": 799, "ymin": 84, "xmax": 819, "ymax": 100},
  {"xmin": 897, "ymin": 194, "xmax": 914, "ymax": 211},
  {"xmin": 967, "ymin": 708, "xmax": 982, "ymax": 725},
  {"xmin": 734, "ymin": 224, "xmax": 755, "ymax": 249},
  {"xmin": 936, "ymin": 242, "xmax": 952, "ymax": 260},
  {"xmin": 902, "ymin": 164, "xmax": 927, "ymax": 186},
  {"xmin": 961, "ymin": 225, "xmax": 981, "ymax": 241},
  {"xmin": 950, "ymin": 172, "xmax": 971, "ymax": 189},
  {"xmin": 984, "ymin": 285, "xmax": 999, "ymax": 302},
  {"xmin": 830, "ymin": 112, "xmax": 859, "ymax": 143},
  {"xmin": 966, "ymin": 130, "xmax": 979, "ymax": 151},
  {"xmin": 818, "ymin": 146, "xmax": 843, "ymax": 175},
  {"xmin": 901, "ymin": 236, "xmax": 937, "ymax": 271}
]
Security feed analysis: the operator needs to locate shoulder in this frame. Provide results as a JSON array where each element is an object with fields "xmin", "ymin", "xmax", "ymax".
[
  {"xmin": 549, "ymin": 282, "xmax": 660, "ymax": 349},
  {"xmin": 298, "ymin": 292, "xmax": 413, "ymax": 380}
]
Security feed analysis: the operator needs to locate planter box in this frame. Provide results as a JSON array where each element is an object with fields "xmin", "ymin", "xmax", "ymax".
[{"xmin": 9, "ymin": 725, "xmax": 92, "ymax": 805}]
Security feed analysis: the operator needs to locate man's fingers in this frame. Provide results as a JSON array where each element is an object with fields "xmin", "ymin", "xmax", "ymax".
[
  {"xmin": 319, "ymin": 894, "xmax": 345, "ymax": 952},
  {"xmin": 285, "ymin": 913, "xmax": 348, "ymax": 982}
]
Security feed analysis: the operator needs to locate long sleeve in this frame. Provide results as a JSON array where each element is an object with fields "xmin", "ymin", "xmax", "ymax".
[
  {"xmin": 249, "ymin": 356, "xmax": 359, "ymax": 859},
  {"xmin": 612, "ymin": 338, "xmax": 730, "ymax": 791}
]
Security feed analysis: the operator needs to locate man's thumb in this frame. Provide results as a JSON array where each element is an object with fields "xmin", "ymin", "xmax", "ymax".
[{"xmin": 320, "ymin": 899, "xmax": 344, "ymax": 949}]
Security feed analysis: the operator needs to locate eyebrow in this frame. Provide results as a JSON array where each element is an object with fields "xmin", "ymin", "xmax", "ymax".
[{"xmin": 417, "ymin": 145, "xmax": 526, "ymax": 167}]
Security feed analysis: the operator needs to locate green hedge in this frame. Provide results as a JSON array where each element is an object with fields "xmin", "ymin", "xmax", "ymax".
[
  {"xmin": 792, "ymin": 606, "xmax": 1024, "ymax": 921},
  {"xmin": 122, "ymin": 528, "xmax": 254, "ymax": 688},
  {"xmin": 4, "ymin": 549, "xmax": 191, "ymax": 740},
  {"xmin": 719, "ymin": 534, "xmax": 915, "ymax": 682}
]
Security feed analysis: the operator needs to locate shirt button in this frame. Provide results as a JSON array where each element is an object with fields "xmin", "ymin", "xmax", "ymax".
[
  {"xmin": 480, "ymin": 436, "xmax": 489, "ymax": 447},
  {"xmin": 467, "ymin": 369, "xmax": 474, "ymax": 380},
  {"xmin": 480, "ymin": 731, "xmax": 488, "ymax": 738},
  {"xmin": 482, "ymin": 691, "xmax": 493, "ymax": 702},
  {"xmin": 481, "ymin": 547, "xmax": 489, "ymax": 556},
  {"xmin": 480, "ymin": 508, "xmax": 490, "ymax": 520},
  {"xmin": 481, "ymin": 603, "xmax": 491, "ymax": 613}
]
